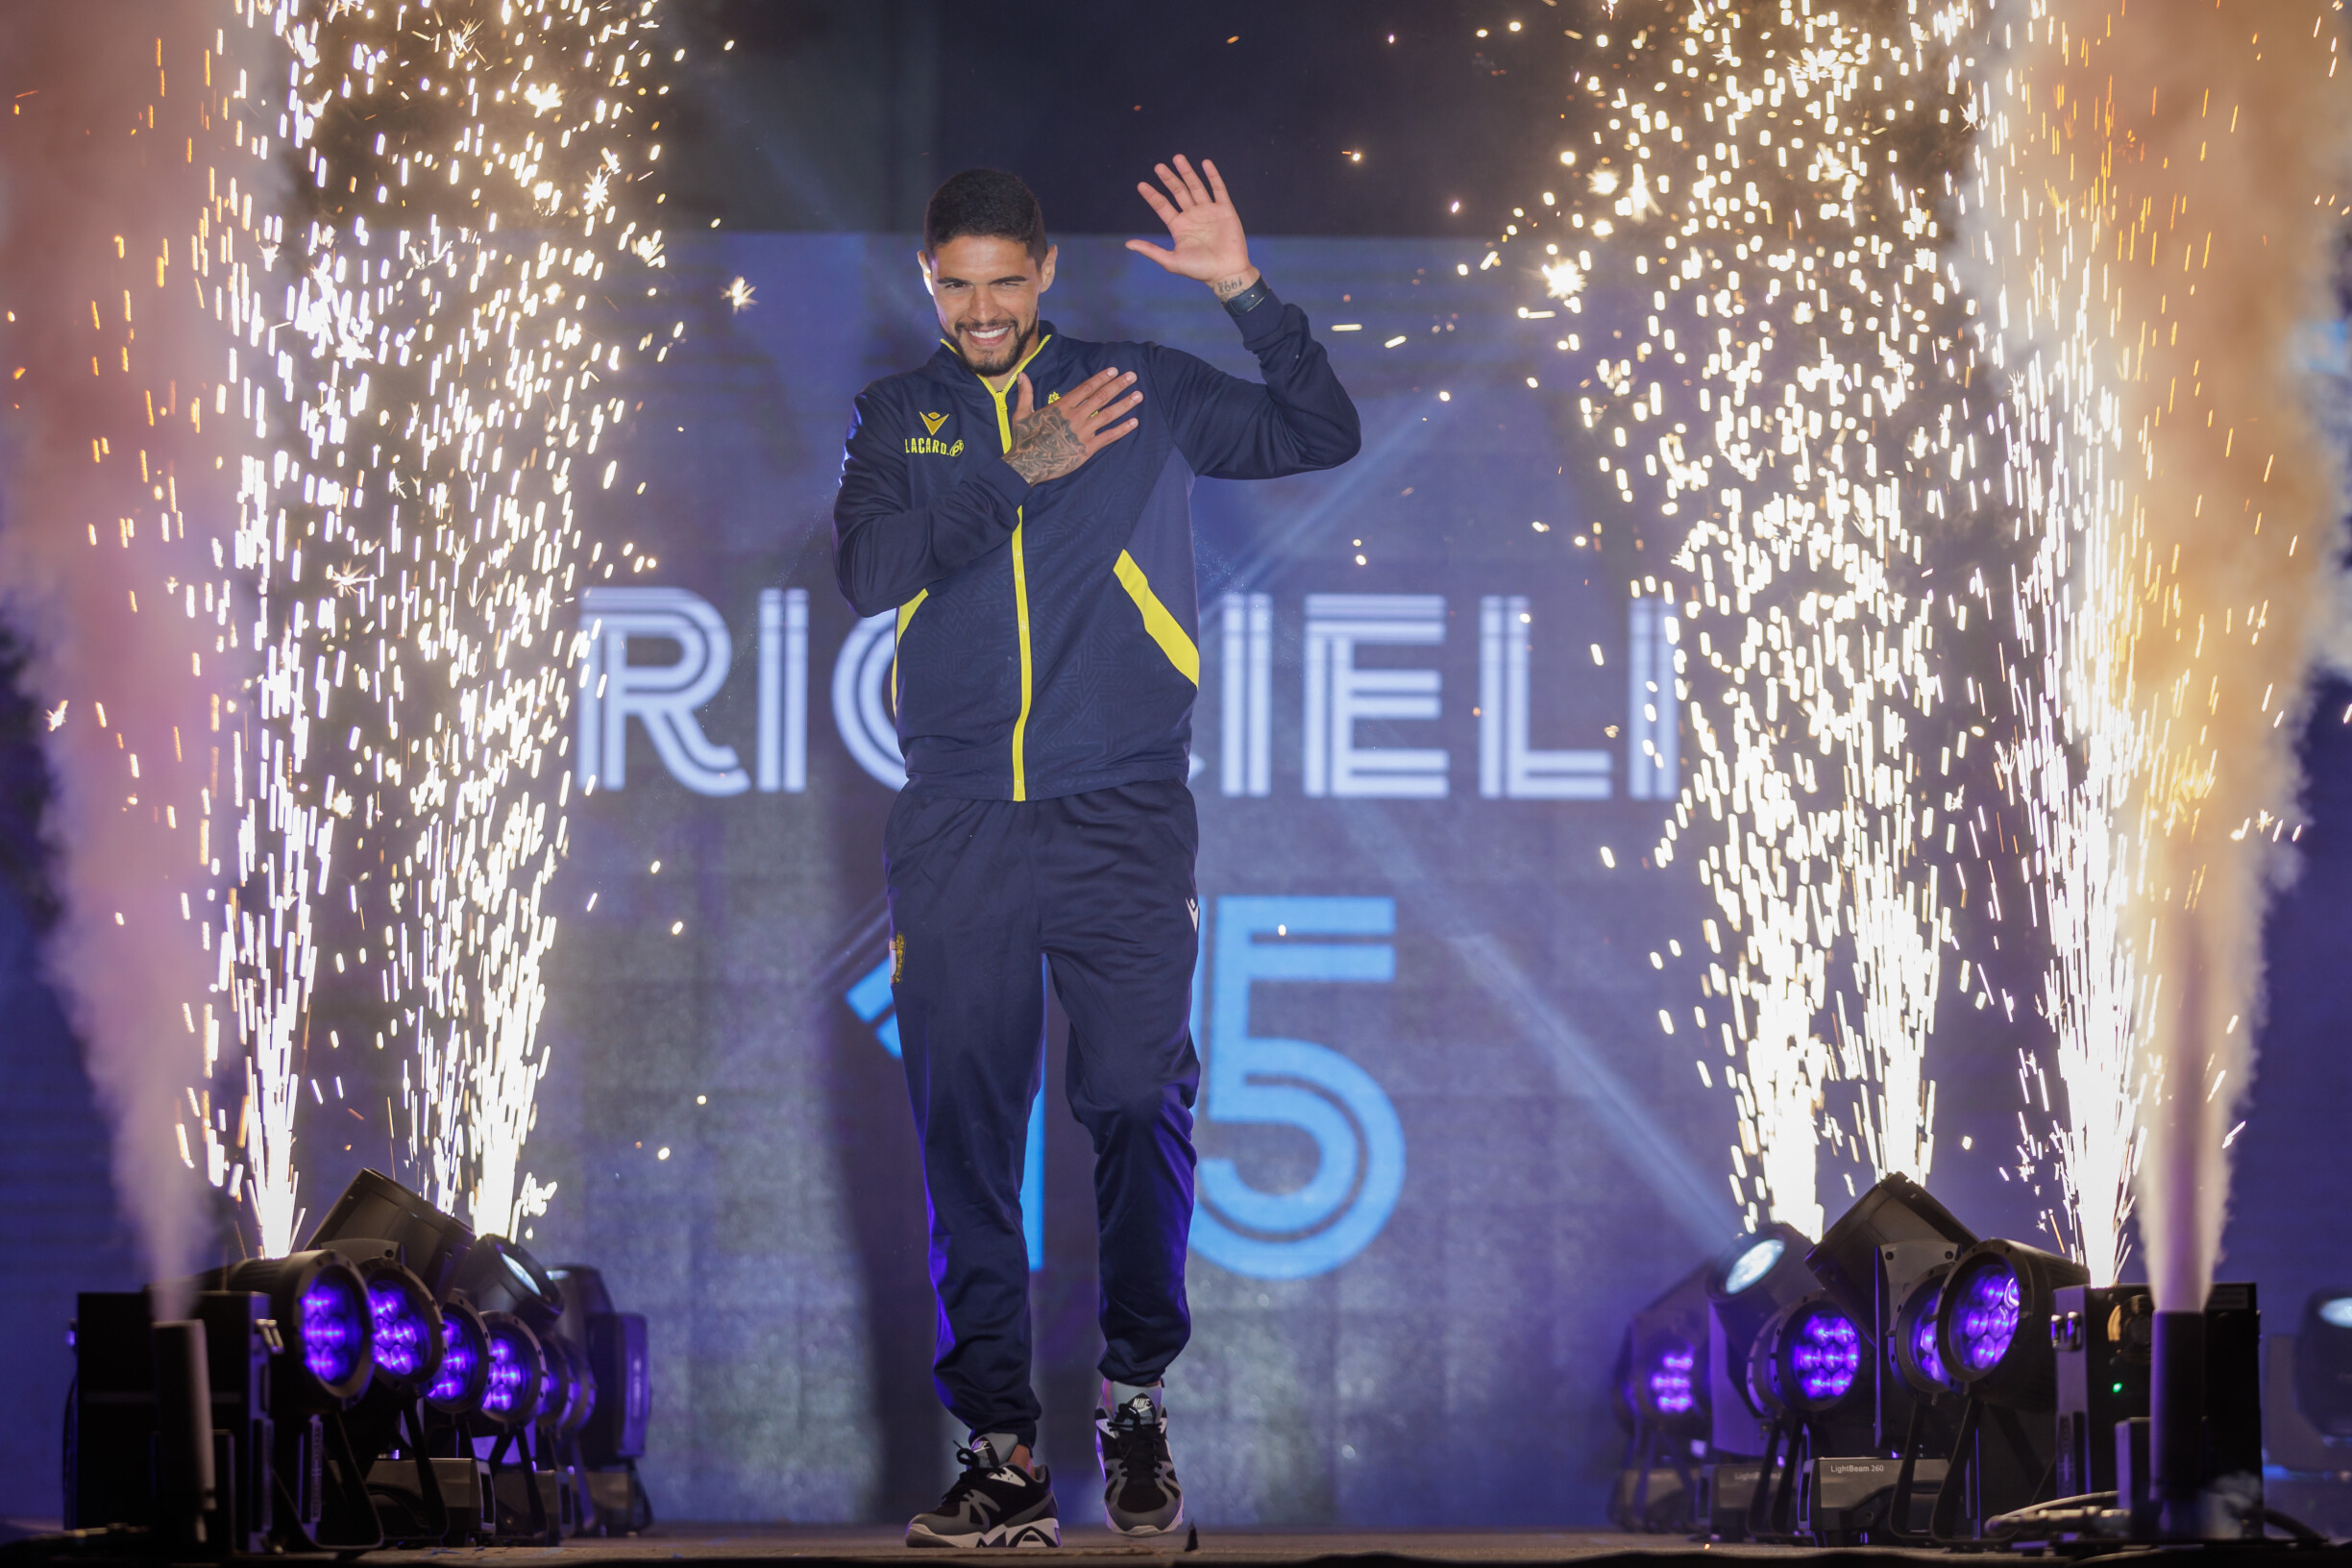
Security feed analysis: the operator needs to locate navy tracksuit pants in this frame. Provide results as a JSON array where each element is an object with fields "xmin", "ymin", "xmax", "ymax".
[{"xmin": 884, "ymin": 777, "xmax": 1201, "ymax": 1449}]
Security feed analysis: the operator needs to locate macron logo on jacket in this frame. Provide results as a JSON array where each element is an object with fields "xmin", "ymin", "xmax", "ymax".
[{"xmin": 833, "ymin": 286, "xmax": 1360, "ymax": 802}]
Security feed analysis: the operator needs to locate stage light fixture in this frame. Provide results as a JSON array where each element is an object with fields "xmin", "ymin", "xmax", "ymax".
[
  {"xmin": 2294, "ymin": 1287, "xmax": 2352, "ymax": 1438},
  {"xmin": 1704, "ymin": 1222, "xmax": 1819, "ymax": 1453},
  {"xmin": 427, "ymin": 1294, "xmax": 492, "ymax": 1416},
  {"xmin": 220, "ymin": 1250, "xmax": 377, "ymax": 1408},
  {"xmin": 452, "ymin": 1234, "xmax": 565, "ymax": 1334},
  {"xmin": 537, "ymin": 1334, "xmax": 585, "ymax": 1433},
  {"xmin": 1807, "ymin": 1176, "xmax": 1973, "ymax": 1331},
  {"xmin": 1724, "ymin": 1236, "xmax": 1785, "ymax": 1295},
  {"xmin": 478, "ymin": 1311, "xmax": 548, "ymax": 1431},
  {"xmin": 1890, "ymin": 1264, "xmax": 1959, "ymax": 1396},
  {"xmin": 556, "ymin": 1338, "xmax": 599, "ymax": 1438},
  {"xmin": 548, "ymin": 1263, "xmax": 654, "ymax": 1534},
  {"xmin": 357, "ymin": 1259, "xmax": 444, "ymax": 1395},
  {"xmin": 1780, "ymin": 1299, "xmax": 1866, "ymax": 1413},
  {"xmin": 1646, "ymin": 1344, "xmax": 1700, "ymax": 1420},
  {"xmin": 1608, "ymin": 1257, "xmax": 1713, "ymax": 1531},
  {"xmin": 1743, "ymin": 1299, "xmax": 1801, "ymax": 1425},
  {"xmin": 1937, "ymin": 1238, "xmax": 2088, "ymax": 1411},
  {"xmin": 309, "ymin": 1167, "xmax": 478, "ymax": 1297}
]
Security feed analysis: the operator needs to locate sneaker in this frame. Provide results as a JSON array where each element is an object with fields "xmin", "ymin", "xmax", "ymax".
[
  {"xmin": 906, "ymin": 1437, "xmax": 1061, "ymax": 1549},
  {"xmin": 1095, "ymin": 1389, "xmax": 1185, "ymax": 1535}
]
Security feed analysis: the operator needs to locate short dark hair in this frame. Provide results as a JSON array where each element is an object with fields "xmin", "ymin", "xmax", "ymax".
[{"xmin": 923, "ymin": 169, "xmax": 1048, "ymax": 264}]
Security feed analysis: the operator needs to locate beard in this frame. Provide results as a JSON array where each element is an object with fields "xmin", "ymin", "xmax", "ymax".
[{"xmin": 952, "ymin": 318, "xmax": 1037, "ymax": 378}]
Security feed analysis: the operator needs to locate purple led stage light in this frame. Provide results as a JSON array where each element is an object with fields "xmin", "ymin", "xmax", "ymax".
[
  {"xmin": 1789, "ymin": 1307, "xmax": 1862, "ymax": 1403},
  {"xmin": 367, "ymin": 1277, "xmax": 431, "ymax": 1381},
  {"xmin": 483, "ymin": 1330, "xmax": 528, "ymax": 1417},
  {"xmin": 539, "ymin": 1337, "xmax": 571, "ymax": 1425},
  {"xmin": 299, "ymin": 1272, "xmax": 367, "ymax": 1386},
  {"xmin": 1647, "ymin": 1345, "xmax": 1698, "ymax": 1415},
  {"xmin": 1952, "ymin": 1261, "xmax": 2023, "ymax": 1373},
  {"xmin": 1910, "ymin": 1296, "xmax": 1949, "ymax": 1388},
  {"xmin": 429, "ymin": 1314, "xmax": 480, "ymax": 1407}
]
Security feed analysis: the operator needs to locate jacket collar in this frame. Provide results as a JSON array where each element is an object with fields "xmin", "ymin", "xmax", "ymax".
[{"xmin": 928, "ymin": 321, "xmax": 1063, "ymax": 391}]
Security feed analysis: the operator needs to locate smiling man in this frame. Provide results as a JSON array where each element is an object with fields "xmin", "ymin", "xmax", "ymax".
[{"xmin": 834, "ymin": 161, "xmax": 1359, "ymax": 1547}]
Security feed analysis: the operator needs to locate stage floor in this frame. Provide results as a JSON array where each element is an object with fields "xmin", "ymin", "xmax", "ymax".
[{"xmin": 400, "ymin": 1525, "xmax": 2025, "ymax": 1567}]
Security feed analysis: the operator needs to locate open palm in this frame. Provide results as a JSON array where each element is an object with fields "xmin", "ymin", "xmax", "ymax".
[{"xmin": 1126, "ymin": 156, "xmax": 1255, "ymax": 290}]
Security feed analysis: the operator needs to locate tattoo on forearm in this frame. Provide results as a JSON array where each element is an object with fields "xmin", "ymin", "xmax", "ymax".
[
  {"xmin": 1005, "ymin": 407, "xmax": 1089, "ymax": 484},
  {"xmin": 1211, "ymin": 274, "xmax": 1254, "ymax": 302}
]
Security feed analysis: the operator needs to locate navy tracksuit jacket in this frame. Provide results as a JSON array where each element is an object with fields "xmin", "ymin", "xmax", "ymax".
[{"xmin": 834, "ymin": 285, "xmax": 1359, "ymax": 1447}]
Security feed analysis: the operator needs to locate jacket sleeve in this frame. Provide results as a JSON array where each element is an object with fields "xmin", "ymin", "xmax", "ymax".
[
  {"xmin": 1146, "ymin": 284, "xmax": 1362, "ymax": 481},
  {"xmin": 832, "ymin": 386, "xmax": 1033, "ymax": 618}
]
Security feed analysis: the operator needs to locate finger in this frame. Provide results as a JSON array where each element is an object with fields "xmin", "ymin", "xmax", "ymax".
[
  {"xmin": 1081, "ymin": 389, "xmax": 1143, "ymax": 433},
  {"xmin": 1134, "ymin": 183, "xmax": 1180, "ymax": 226},
  {"xmin": 1124, "ymin": 237, "xmax": 1182, "ymax": 271},
  {"xmin": 1171, "ymin": 154, "xmax": 1213, "ymax": 208},
  {"xmin": 1201, "ymin": 158, "xmax": 1233, "ymax": 208},
  {"xmin": 1070, "ymin": 371, "xmax": 1136, "ymax": 420},
  {"xmin": 1090, "ymin": 417, "xmax": 1140, "ymax": 451},
  {"xmin": 1153, "ymin": 162, "xmax": 1193, "ymax": 211},
  {"xmin": 1094, "ymin": 396, "xmax": 1146, "ymax": 440},
  {"xmin": 1013, "ymin": 373, "xmax": 1034, "ymax": 423},
  {"xmin": 1058, "ymin": 366, "xmax": 1116, "ymax": 410}
]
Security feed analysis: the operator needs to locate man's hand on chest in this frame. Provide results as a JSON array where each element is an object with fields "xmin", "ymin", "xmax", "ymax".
[{"xmin": 1004, "ymin": 367, "xmax": 1141, "ymax": 486}]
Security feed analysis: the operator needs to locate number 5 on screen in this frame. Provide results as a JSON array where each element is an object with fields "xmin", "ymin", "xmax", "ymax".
[{"xmin": 1188, "ymin": 896, "xmax": 1405, "ymax": 1280}]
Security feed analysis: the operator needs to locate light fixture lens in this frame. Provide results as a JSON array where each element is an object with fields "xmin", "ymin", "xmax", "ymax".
[
  {"xmin": 367, "ymin": 1277, "xmax": 430, "ymax": 1380},
  {"xmin": 1791, "ymin": 1309, "xmax": 1862, "ymax": 1402},
  {"xmin": 1723, "ymin": 1237, "xmax": 1785, "ymax": 1295},
  {"xmin": 483, "ymin": 1331, "xmax": 528, "ymax": 1416},
  {"xmin": 540, "ymin": 1347, "xmax": 569, "ymax": 1421},
  {"xmin": 1910, "ymin": 1294, "xmax": 1949, "ymax": 1386},
  {"xmin": 299, "ymin": 1272, "xmax": 367, "ymax": 1385},
  {"xmin": 2319, "ymin": 1297, "xmax": 2352, "ymax": 1330},
  {"xmin": 1647, "ymin": 1345, "xmax": 1697, "ymax": 1414},
  {"xmin": 429, "ymin": 1315, "xmax": 479, "ymax": 1405},
  {"xmin": 1953, "ymin": 1261, "xmax": 2023, "ymax": 1372}
]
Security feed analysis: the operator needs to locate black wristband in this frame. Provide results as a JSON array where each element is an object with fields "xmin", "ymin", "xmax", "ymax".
[{"xmin": 1220, "ymin": 277, "xmax": 1272, "ymax": 317}]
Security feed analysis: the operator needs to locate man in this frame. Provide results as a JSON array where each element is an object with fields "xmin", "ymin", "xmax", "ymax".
[{"xmin": 833, "ymin": 159, "xmax": 1359, "ymax": 1547}]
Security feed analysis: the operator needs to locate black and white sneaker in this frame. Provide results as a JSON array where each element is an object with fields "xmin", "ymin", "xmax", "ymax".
[
  {"xmin": 1095, "ymin": 1388, "xmax": 1185, "ymax": 1535},
  {"xmin": 906, "ymin": 1437, "xmax": 1060, "ymax": 1548}
]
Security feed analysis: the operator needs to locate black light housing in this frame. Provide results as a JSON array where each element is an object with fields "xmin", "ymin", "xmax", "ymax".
[
  {"xmin": 220, "ymin": 1251, "xmax": 377, "ymax": 1409},
  {"xmin": 555, "ymin": 1337, "xmax": 599, "ymax": 1438},
  {"xmin": 452, "ymin": 1235, "xmax": 565, "ymax": 1334},
  {"xmin": 550, "ymin": 1262, "xmax": 651, "ymax": 1468},
  {"xmin": 1936, "ymin": 1237, "xmax": 2089, "ymax": 1411},
  {"xmin": 1627, "ymin": 1260, "xmax": 1713, "ymax": 1441},
  {"xmin": 308, "ymin": 1168, "xmax": 477, "ymax": 1298},
  {"xmin": 537, "ymin": 1334, "xmax": 589, "ymax": 1434},
  {"xmin": 1806, "ymin": 1174, "xmax": 1976, "ymax": 1341},
  {"xmin": 1707, "ymin": 1223, "xmax": 1820, "ymax": 1441},
  {"xmin": 1744, "ymin": 1298, "xmax": 1804, "ymax": 1425}
]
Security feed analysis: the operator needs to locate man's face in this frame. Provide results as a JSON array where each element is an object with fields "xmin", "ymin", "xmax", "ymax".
[{"xmin": 921, "ymin": 234, "xmax": 1056, "ymax": 378}]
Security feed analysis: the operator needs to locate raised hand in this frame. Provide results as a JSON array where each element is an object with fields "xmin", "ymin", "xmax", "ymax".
[
  {"xmin": 1125, "ymin": 155, "xmax": 1259, "ymax": 302},
  {"xmin": 1004, "ymin": 367, "xmax": 1141, "ymax": 486}
]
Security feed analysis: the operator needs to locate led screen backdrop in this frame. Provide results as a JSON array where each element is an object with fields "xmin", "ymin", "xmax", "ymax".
[
  {"xmin": 509, "ymin": 232, "xmax": 1749, "ymax": 1524},
  {"xmin": 5, "ymin": 232, "xmax": 2350, "ymax": 1529}
]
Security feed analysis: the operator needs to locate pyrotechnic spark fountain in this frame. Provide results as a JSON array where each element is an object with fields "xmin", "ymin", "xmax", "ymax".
[
  {"xmin": 1488, "ymin": 2, "xmax": 1983, "ymax": 1235},
  {"xmin": 1, "ymin": 0, "xmax": 674, "ymax": 1262},
  {"xmin": 1484, "ymin": 0, "xmax": 2346, "ymax": 1275},
  {"xmin": 1971, "ymin": 1, "xmax": 2348, "ymax": 1296},
  {"xmin": 215, "ymin": 0, "xmax": 674, "ymax": 1244}
]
